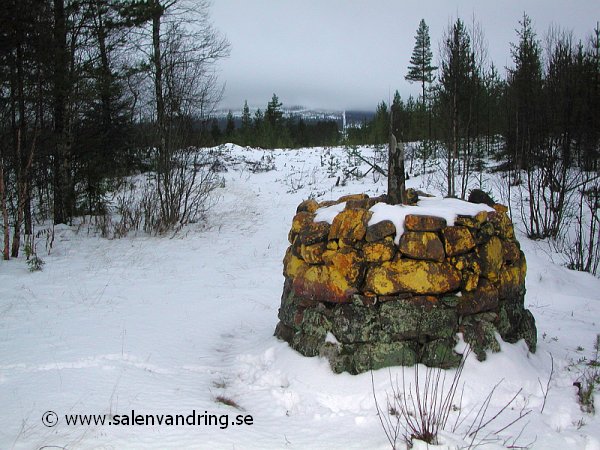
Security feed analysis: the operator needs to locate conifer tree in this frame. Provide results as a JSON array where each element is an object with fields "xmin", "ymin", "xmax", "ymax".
[
  {"xmin": 439, "ymin": 18, "xmax": 474, "ymax": 197},
  {"xmin": 225, "ymin": 110, "xmax": 235, "ymax": 138},
  {"xmin": 406, "ymin": 19, "xmax": 437, "ymax": 134},
  {"xmin": 506, "ymin": 13, "xmax": 543, "ymax": 172}
]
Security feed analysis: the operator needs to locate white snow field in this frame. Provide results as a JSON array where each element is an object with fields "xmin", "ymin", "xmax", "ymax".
[{"xmin": 1, "ymin": 144, "xmax": 599, "ymax": 449}]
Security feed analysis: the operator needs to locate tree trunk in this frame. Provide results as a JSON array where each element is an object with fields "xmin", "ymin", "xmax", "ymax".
[
  {"xmin": 11, "ymin": 129, "xmax": 36, "ymax": 257},
  {"xmin": 387, "ymin": 110, "xmax": 407, "ymax": 205},
  {"xmin": 53, "ymin": 0, "xmax": 72, "ymax": 225},
  {"xmin": 0, "ymin": 161, "xmax": 9, "ymax": 260}
]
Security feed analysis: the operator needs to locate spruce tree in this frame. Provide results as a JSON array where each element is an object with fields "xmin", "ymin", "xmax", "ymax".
[
  {"xmin": 439, "ymin": 18, "xmax": 474, "ymax": 197},
  {"xmin": 406, "ymin": 19, "xmax": 437, "ymax": 122},
  {"xmin": 506, "ymin": 13, "xmax": 543, "ymax": 171}
]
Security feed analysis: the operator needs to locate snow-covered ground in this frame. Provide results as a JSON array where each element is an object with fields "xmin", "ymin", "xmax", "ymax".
[{"xmin": 1, "ymin": 145, "xmax": 599, "ymax": 449}]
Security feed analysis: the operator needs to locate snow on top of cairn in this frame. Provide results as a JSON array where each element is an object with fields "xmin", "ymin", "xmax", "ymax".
[
  {"xmin": 314, "ymin": 197, "xmax": 494, "ymax": 245},
  {"xmin": 314, "ymin": 201, "xmax": 347, "ymax": 223},
  {"xmin": 370, "ymin": 197, "xmax": 495, "ymax": 244}
]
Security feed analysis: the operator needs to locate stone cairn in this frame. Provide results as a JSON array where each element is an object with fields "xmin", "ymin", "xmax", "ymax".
[{"xmin": 274, "ymin": 193, "xmax": 537, "ymax": 374}]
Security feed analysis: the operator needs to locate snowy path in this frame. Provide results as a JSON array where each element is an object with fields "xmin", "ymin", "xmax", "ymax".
[{"xmin": 1, "ymin": 145, "xmax": 599, "ymax": 449}]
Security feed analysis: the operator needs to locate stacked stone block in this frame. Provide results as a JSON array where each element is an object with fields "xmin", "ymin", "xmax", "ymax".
[{"xmin": 275, "ymin": 194, "xmax": 537, "ymax": 374}]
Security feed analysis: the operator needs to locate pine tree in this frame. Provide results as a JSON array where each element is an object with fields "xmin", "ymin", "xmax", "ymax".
[{"xmin": 406, "ymin": 19, "xmax": 437, "ymax": 137}]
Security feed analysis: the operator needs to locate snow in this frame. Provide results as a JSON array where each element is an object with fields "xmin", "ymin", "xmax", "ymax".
[
  {"xmin": 314, "ymin": 201, "xmax": 346, "ymax": 223},
  {"xmin": 313, "ymin": 192, "xmax": 494, "ymax": 244},
  {"xmin": 0, "ymin": 144, "xmax": 599, "ymax": 449},
  {"xmin": 368, "ymin": 197, "xmax": 495, "ymax": 244}
]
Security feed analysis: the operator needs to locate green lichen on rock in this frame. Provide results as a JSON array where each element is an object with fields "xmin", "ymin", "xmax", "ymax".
[
  {"xmin": 379, "ymin": 299, "xmax": 457, "ymax": 341},
  {"xmin": 346, "ymin": 341, "xmax": 418, "ymax": 374},
  {"xmin": 420, "ymin": 338, "xmax": 462, "ymax": 368}
]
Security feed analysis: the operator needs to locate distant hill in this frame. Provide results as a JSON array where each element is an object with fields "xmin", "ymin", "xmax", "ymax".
[{"xmin": 212, "ymin": 107, "xmax": 375, "ymax": 130}]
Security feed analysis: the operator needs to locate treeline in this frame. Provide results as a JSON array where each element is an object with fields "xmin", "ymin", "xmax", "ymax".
[
  {"xmin": 0, "ymin": 0, "xmax": 229, "ymax": 257},
  {"xmin": 208, "ymin": 95, "xmax": 340, "ymax": 149},
  {"xmin": 352, "ymin": 16, "xmax": 600, "ymax": 194}
]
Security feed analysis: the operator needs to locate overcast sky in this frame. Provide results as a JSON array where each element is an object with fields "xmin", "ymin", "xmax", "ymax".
[{"xmin": 210, "ymin": 1, "xmax": 599, "ymax": 111}]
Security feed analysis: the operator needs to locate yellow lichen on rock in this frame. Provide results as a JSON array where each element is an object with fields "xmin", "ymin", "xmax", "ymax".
[
  {"xmin": 442, "ymin": 226, "xmax": 476, "ymax": 256},
  {"xmin": 478, "ymin": 236, "xmax": 503, "ymax": 281},
  {"xmin": 283, "ymin": 248, "xmax": 308, "ymax": 278},
  {"xmin": 323, "ymin": 248, "xmax": 364, "ymax": 285},
  {"xmin": 463, "ymin": 271, "xmax": 479, "ymax": 291},
  {"xmin": 300, "ymin": 242, "xmax": 327, "ymax": 264},
  {"xmin": 326, "ymin": 240, "xmax": 339, "ymax": 251},
  {"xmin": 398, "ymin": 231, "xmax": 445, "ymax": 262},
  {"xmin": 364, "ymin": 259, "xmax": 461, "ymax": 295},
  {"xmin": 363, "ymin": 236, "xmax": 396, "ymax": 263},
  {"xmin": 292, "ymin": 265, "xmax": 356, "ymax": 303},
  {"xmin": 296, "ymin": 198, "xmax": 320, "ymax": 214},
  {"xmin": 489, "ymin": 211, "xmax": 515, "ymax": 240},
  {"xmin": 339, "ymin": 193, "xmax": 369, "ymax": 202},
  {"xmin": 289, "ymin": 211, "xmax": 315, "ymax": 243},
  {"xmin": 328, "ymin": 208, "xmax": 372, "ymax": 242},
  {"xmin": 404, "ymin": 215, "xmax": 447, "ymax": 232},
  {"xmin": 498, "ymin": 252, "xmax": 527, "ymax": 298}
]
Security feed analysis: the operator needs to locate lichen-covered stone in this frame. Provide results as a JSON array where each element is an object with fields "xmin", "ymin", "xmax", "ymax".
[
  {"xmin": 502, "ymin": 241, "xmax": 521, "ymax": 264},
  {"xmin": 328, "ymin": 208, "xmax": 372, "ymax": 242},
  {"xmin": 457, "ymin": 278, "xmax": 499, "ymax": 316},
  {"xmin": 379, "ymin": 300, "xmax": 457, "ymax": 341},
  {"xmin": 300, "ymin": 242, "xmax": 327, "ymax": 264},
  {"xmin": 398, "ymin": 231, "xmax": 445, "ymax": 262},
  {"xmin": 365, "ymin": 259, "xmax": 461, "ymax": 295},
  {"xmin": 349, "ymin": 341, "xmax": 418, "ymax": 374},
  {"xmin": 323, "ymin": 247, "xmax": 364, "ymax": 285},
  {"xmin": 331, "ymin": 303, "xmax": 380, "ymax": 343},
  {"xmin": 290, "ymin": 332, "xmax": 324, "ymax": 357},
  {"xmin": 462, "ymin": 271, "xmax": 480, "ymax": 291},
  {"xmin": 498, "ymin": 254, "xmax": 526, "ymax": 299},
  {"xmin": 298, "ymin": 221, "xmax": 330, "ymax": 245},
  {"xmin": 477, "ymin": 236, "xmax": 503, "ymax": 281},
  {"xmin": 474, "ymin": 221, "xmax": 496, "ymax": 244},
  {"xmin": 488, "ymin": 211, "xmax": 515, "ymax": 240},
  {"xmin": 339, "ymin": 193, "xmax": 369, "ymax": 203},
  {"xmin": 274, "ymin": 321, "xmax": 295, "ymax": 342},
  {"xmin": 319, "ymin": 200, "xmax": 339, "ymax": 208},
  {"xmin": 300, "ymin": 304, "xmax": 332, "ymax": 337},
  {"xmin": 461, "ymin": 313, "xmax": 501, "ymax": 361},
  {"xmin": 404, "ymin": 214, "xmax": 447, "ymax": 232},
  {"xmin": 292, "ymin": 265, "xmax": 357, "ymax": 303},
  {"xmin": 345, "ymin": 198, "xmax": 370, "ymax": 210},
  {"xmin": 455, "ymin": 211, "xmax": 489, "ymax": 229},
  {"xmin": 443, "ymin": 226, "xmax": 476, "ymax": 257},
  {"xmin": 420, "ymin": 339, "xmax": 462, "ymax": 368},
  {"xmin": 289, "ymin": 211, "xmax": 315, "ymax": 243},
  {"xmin": 365, "ymin": 220, "xmax": 397, "ymax": 242},
  {"xmin": 515, "ymin": 309, "xmax": 537, "ymax": 352},
  {"xmin": 296, "ymin": 198, "xmax": 320, "ymax": 214},
  {"xmin": 363, "ymin": 237, "xmax": 396, "ymax": 263},
  {"xmin": 326, "ymin": 240, "xmax": 339, "ymax": 251},
  {"xmin": 283, "ymin": 247, "xmax": 308, "ymax": 278}
]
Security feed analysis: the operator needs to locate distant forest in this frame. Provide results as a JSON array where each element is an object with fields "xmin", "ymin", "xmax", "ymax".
[{"xmin": 0, "ymin": 1, "xmax": 599, "ymax": 273}]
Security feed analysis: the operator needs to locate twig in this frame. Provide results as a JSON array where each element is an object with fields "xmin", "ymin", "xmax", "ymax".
[{"xmin": 538, "ymin": 353, "xmax": 554, "ymax": 413}]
